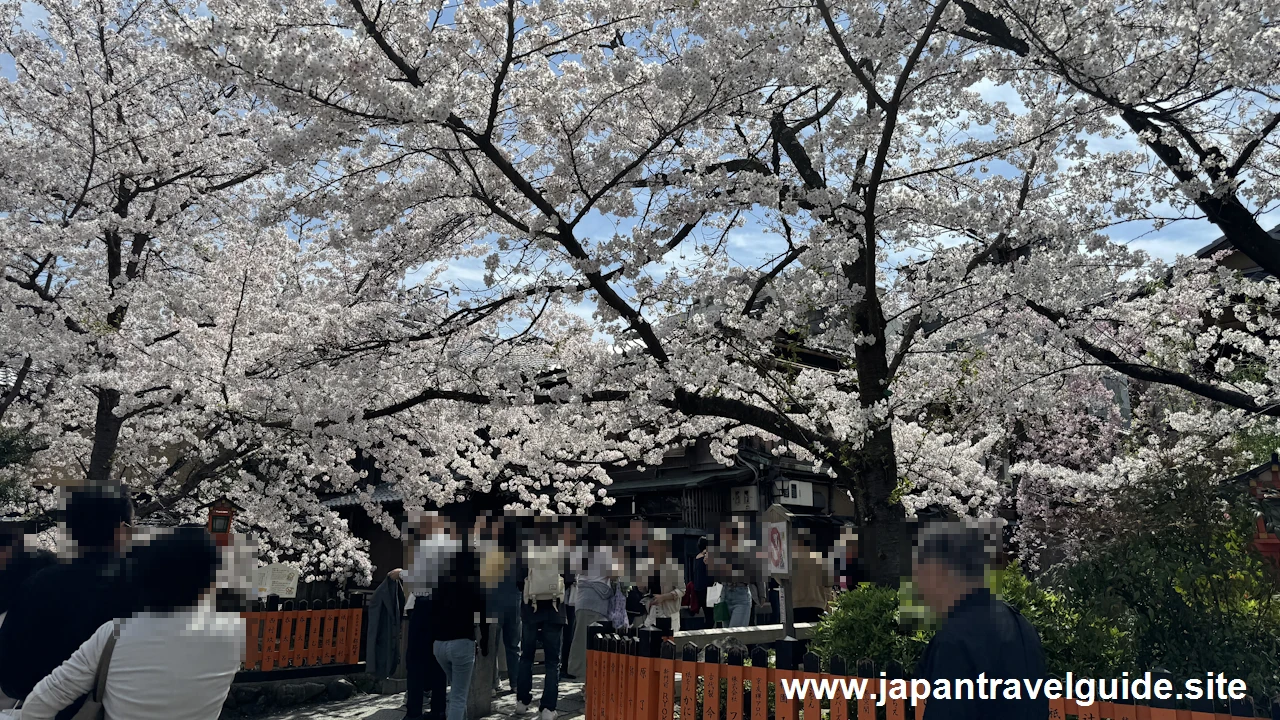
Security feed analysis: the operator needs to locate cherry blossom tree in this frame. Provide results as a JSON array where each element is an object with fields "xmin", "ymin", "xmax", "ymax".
[
  {"xmin": 163, "ymin": 0, "xmax": 1144, "ymax": 582},
  {"xmin": 0, "ymin": 0, "xmax": 376, "ymax": 583},
  {"xmin": 5, "ymin": 0, "xmax": 1279, "ymax": 584}
]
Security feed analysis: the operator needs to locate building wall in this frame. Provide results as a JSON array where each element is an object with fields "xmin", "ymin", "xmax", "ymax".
[{"xmin": 342, "ymin": 505, "xmax": 405, "ymax": 588}]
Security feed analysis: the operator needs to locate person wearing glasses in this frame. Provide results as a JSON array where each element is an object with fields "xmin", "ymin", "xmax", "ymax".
[{"xmin": 0, "ymin": 487, "xmax": 138, "ymax": 718}]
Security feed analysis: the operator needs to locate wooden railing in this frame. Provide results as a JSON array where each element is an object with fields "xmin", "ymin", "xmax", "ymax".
[
  {"xmin": 586, "ymin": 625, "xmax": 1280, "ymax": 720},
  {"xmin": 241, "ymin": 599, "xmax": 363, "ymax": 672}
]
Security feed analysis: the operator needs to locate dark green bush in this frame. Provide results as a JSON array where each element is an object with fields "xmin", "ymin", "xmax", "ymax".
[{"xmin": 810, "ymin": 582, "xmax": 932, "ymax": 670}]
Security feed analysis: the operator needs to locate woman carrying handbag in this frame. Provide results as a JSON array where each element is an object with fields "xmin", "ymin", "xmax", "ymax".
[{"xmin": 18, "ymin": 528, "xmax": 244, "ymax": 720}]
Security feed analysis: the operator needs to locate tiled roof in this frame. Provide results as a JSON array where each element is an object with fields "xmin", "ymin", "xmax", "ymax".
[
  {"xmin": 1195, "ymin": 225, "xmax": 1280, "ymax": 280},
  {"xmin": 454, "ymin": 342, "xmax": 556, "ymax": 375},
  {"xmin": 321, "ymin": 483, "xmax": 405, "ymax": 508},
  {"xmin": 323, "ymin": 464, "xmax": 756, "ymax": 507}
]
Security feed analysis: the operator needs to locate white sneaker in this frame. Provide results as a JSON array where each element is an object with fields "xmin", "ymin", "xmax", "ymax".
[
  {"xmin": 514, "ymin": 702, "xmax": 529, "ymax": 715},
  {"xmin": 540, "ymin": 710, "xmax": 557, "ymax": 720}
]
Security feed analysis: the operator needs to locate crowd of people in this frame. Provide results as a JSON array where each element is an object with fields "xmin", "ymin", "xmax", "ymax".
[
  {"xmin": 0, "ymin": 487, "xmax": 244, "ymax": 720},
  {"xmin": 380, "ymin": 508, "xmax": 864, "ymax": 720},
  {"xmin": 0, "ymin": 489, "xmax": 1045, "ymax": 720}
]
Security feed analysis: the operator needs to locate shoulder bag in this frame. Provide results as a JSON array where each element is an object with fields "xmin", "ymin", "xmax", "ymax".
[{"xmin": 69, "ymin": 621, "xmax": 121, "ymax": 720}]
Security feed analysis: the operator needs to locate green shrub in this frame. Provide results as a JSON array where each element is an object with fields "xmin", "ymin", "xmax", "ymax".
[
  {"xmin": 997, "ymin": 562, "xmax": 1137, "ymax": 677},
  {"xmin": 810, "ymin": 582, "xmax": 932, "ymax": 670}
]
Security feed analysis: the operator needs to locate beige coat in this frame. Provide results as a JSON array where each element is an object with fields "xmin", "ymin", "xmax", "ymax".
[{"xmin": 790, "ymin": 548, "xmax": 833, "ymax": 611}]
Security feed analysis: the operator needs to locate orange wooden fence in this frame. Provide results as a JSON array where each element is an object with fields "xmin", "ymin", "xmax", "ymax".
[
  {"xmin": 585, "ymin": 626, "xmax": 1279, "ymax": 720},
  {"xmin": 241, "ymin": 600, "xmax": 363, "ymax": 672}
]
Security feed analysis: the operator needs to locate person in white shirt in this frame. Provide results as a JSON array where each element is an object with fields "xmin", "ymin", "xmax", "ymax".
[{"xmin": 19, "ymin": 526, "xmax": 244, "ymax": 720}]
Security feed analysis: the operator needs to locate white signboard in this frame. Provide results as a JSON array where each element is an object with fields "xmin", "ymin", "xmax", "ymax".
[
  {"xmin": 255, "ymin": 563, "xmax": 301, "ymax": 599},
  {"xmin": 765, "ymin": 521, "xmax": 789, "ymax": 576},
  {"xmin": 777, "ymin": 479, "xmax": 814, "ymax": 507},
  {"xmin": 730, "ymin": 485, "xmax": 758, "ymax": 512}
]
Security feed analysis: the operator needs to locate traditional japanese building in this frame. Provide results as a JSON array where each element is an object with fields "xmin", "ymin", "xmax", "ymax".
[{"xmin": 1225, "ymin": 453, "xmax": 1280, "ymax": 568}]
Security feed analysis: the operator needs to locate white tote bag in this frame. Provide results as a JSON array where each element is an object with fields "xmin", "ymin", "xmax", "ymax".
[{"xmin": 705, "ymin": 582, "xmax": 724, "ymax": 608}]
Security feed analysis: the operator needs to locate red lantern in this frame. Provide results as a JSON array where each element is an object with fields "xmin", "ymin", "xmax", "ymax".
[{"xmin": 196, "ymin": 497, "xmax": 244, "ymax": 547}]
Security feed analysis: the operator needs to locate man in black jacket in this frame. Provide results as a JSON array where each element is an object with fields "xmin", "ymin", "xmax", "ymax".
[
  {"xmin": 0, "ymin": 525, "xmax": 57, "ymax": 617},
  {"xmin": 912, "ymin": 521, "xmax": 1048, "ymax": 720},
  {"xmin": 0, "ymin": 487, "xmax": 136, "ymax": 718}
]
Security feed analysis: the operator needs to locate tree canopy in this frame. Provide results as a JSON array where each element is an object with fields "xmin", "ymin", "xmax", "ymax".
[{"xmin": 3, "ymin": 0, "xmax": 1279, "ymax": 582}]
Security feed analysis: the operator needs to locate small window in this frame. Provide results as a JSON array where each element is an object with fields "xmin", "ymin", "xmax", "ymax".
[{"xmin": 211, "ymin": 515, "xmax": 231, "ymax": 533}]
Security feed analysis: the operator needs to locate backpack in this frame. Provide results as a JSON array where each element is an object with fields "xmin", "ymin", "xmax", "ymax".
[{"xmin": 523, "ymin": 548, "xmax": 565, "ymax": 606}]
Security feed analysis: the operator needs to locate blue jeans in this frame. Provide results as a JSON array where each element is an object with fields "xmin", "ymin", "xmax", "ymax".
[
  {"xmin": 492, "ymin": 600, "xmax": 521, "ymax": 688},
  {"xmin": 433, "ymin": 639, "xmax": 476, "ymax": 720},
  {"xmin": 518, "ymin": 602, "xmax": 565, "ymax": 711},
  {"xmin": 725, "ymin": 585, "xmax": 753, "ymax": 627}
]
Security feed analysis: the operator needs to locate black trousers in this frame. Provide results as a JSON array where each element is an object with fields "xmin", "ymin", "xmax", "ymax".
[
  {"xmin": 794, "ymin": 607, "xmax": 825, "ymax": 623},
  {"xmin": 405, "ymin": 599, "xmax": 447, "ymax": 720},
  {"xmin": 559, "ymin": 605, "xmax": 575, "ymax": 670}
]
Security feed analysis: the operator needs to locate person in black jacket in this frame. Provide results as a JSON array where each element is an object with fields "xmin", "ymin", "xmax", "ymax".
[
  {"xmin": 429, "ymin": 513, "xmax": 489, "ymax": 720},
  {"xmin": 912, "ymin": 521, "xmax": 1048, "ymax": 720},
  {"xmin": 0, "ymin": 527, "xmax": 57, "ymax": 710},
  {"xmin": 691, "ymin": 537, "xmax": 711, "ymax": 629},
  {"xmin": 389, "ymin": 511, "xmax": 450, "ymax": 720},
  {"xmin": 0, "ymin": 526, "xmax": 57, "ymax": 617},
  {"xmin": 0, "ymin": 487, "xmax": 136, "ymax": 718}
]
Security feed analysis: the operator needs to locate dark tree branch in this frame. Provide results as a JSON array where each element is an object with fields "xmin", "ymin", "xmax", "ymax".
[{"xmin": 1025, "ymin": 299, "xmax": 1280, "ymax": 417}]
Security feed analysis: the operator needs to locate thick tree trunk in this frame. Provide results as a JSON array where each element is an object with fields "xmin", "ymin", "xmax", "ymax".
[
  {"xmin": 857, "ymin": 427, "xmax": 909, "ymax": 586},
  {"xmin": 845, "ymin": 248, "xmax": 908, "ymax": 587},
  {"xmin": 86, "ymin": 388, "xmax": 123, "ymax": 486}
]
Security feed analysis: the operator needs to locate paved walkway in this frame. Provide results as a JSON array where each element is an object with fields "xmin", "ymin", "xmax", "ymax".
[{"xmin": 261, "ymin": 677, "xmax": 586, "ymax": 720}]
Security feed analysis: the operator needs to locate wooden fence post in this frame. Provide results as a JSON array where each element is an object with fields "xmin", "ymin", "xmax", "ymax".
[
  {"xmin": 330, "ymin": 597, "xmax": 345, "ymax": 666},
  {"xmin": 726, "ymin": 648, "xmax": 746, "ymax": 720},
  {"xmin": 657, "ymin": 640, "xmax": 677, "ymax": 720},
  {"xmin": 773, "ymin": 638, "xmax": 800, "ymax": 720},
  {"xmin": 608, "ymin": 635, "xmax": 624, "ymax": 720},
  {"xmin": 636, "ymin": 628, "xmax": 662, "ymax": 720},
  {"xmin": 1229, "ymin": 697, "xmax": 1255, "ymax": 720},
  {"xmin": 586, "ymin": 623, "xmax": 607, "ymax": 720},
  {"xmin": 623, "ymin": 636, "xmax": 639, "ymax": 720},
  {"xmin": 679, "ymin": 643, "xmax": 699, "ymax": 720},
  {"xmin": 345, "ymin": 597, "xmax": 362, "ymax": 666},
  {"xmin": 749, "ymin": 646, "xmax": 769, "ymax": 720},
  {"xmin": 829, "ymin": 654, "xmax": 850, "ymax": 720},
  {"xmin": 1148, "ymin": 671, "xmax": 1178, "ymax": 720},
  {"xmin": 262, "ymin": 601, "xmax": 281, "ymax": 671},
  {"xmin": 606, "ymin": 636, "xmax": 622, "ymax": 720},
  {"xmin": 1186, "ymin": 692, "xmax": 1215, "ymax": 720},
  {"xmin": 702, "ymin": 643, "xmax": 722, "ymax": 720},
  {"xmin": 885, "ymin": 660, "xmax": 906, "ymax": 720},
  {"xmin": 802, "ymin": 651, "xmax": 822, "ymax": 720},
  {"xmin": 241, "ymin": 609, "xmax": 263, "ymax": 671},
  {"xmin": 856, "ymin": 659, "xmax": 875, "ymax": 720}
]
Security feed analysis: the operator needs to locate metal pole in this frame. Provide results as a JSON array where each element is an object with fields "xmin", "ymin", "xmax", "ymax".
[{"xmin": 779, "ymin": 578, "xmax": 795, "ymax": 638}]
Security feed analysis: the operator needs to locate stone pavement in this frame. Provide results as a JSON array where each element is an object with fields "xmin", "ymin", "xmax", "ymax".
[{"xmin": 261, "ymin": 676, "xmax": 586, "ymax": 720}]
